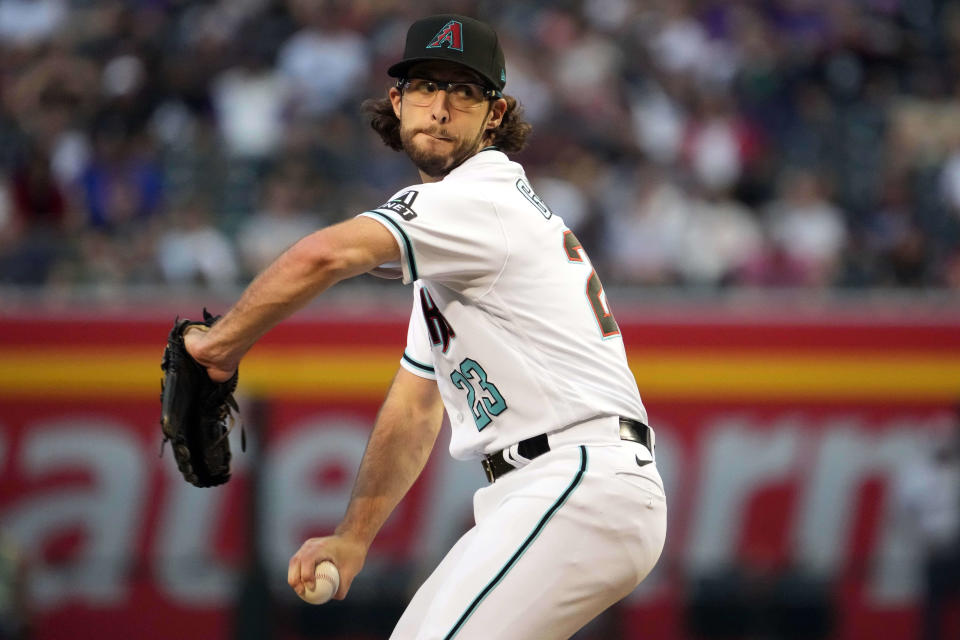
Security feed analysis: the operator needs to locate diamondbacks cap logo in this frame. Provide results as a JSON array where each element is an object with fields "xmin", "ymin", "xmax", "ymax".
[{"xmin": 426, "ymin": 20, "xmax": 463, "ymax": 52}]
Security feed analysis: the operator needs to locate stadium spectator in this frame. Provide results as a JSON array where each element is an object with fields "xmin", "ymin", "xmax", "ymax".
[
  {"xmin": 678, "ymin": 191, "xmax": 763, "ymax": 286},
  {"xmin": 0, "ymin": 0, "xmax": 65, "ymax": 48},
  {"xmin": 77, "ymin": 122, "xmax": 163, "ymax": 231},
  {"xmin": 761, "ymin": 169, "xmax": 848, "ymax": 286},
  {"xmin": 895, "ymin": 416, "xmax": 960, "ymax": 640},
  {"xmin": 211, "ymin": 49, "xmax": 290, "ymax": 160},
  {"xmin": 0, "ymin": 143, "xmax": 68, "ymax": 284},
  {"xmin": 157, "ymin": 197, "xmax": 238, "ymax": 290},
  {"xmin": 236, "ymin": 162, "xmax": 323, "ymax": 278},
  {"xmin": 277, "ymin": 1, "xmax": 369, "ymax": 118},
  {"xmin": 603, "ymin": 166, "xmax": 690, "ymax": 285}
]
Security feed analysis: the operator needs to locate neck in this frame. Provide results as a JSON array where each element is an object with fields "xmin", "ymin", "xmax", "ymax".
[{"xmin": 418, "ymin": 169, "xmax": 445, "ymax": 184}]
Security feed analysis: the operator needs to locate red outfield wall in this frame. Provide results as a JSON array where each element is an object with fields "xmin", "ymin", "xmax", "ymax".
[{"xmin": 1, "ymin": 306, "xmax": 959, "ymax": 640}]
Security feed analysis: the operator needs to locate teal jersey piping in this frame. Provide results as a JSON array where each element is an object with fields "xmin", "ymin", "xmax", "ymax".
[
  {"xmin": 403, "ymin": 352, "xmax": 435, "ymax": 375},
  {"xmin": 363, "ymin": 210, "xmax": 418, "ymax": 281}
]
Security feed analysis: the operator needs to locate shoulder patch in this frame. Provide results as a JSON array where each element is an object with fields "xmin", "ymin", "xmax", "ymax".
[{"xmin": 377, "ymin": 190, "xmax": 419, "ymax": 221}]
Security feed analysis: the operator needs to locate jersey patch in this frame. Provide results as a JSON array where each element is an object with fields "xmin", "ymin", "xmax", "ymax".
[
  {"xmin": 426, "ymin": 20, "xmax": 463, "ymax": 52},
  {"xmin": 516, "ymin": 178, "xmax": 552, "ymax": 219},
  {"xmin": 377, "ymin": 190, "xmax": 419, "ymax": 221}
]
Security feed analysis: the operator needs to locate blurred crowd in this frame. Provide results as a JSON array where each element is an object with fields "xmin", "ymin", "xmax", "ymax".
[{"xmin": 2, "ymin": 0, "xmax": 960, "ymax": 292}]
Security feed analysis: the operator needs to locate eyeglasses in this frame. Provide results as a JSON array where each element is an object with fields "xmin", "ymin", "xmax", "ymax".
[{"xmin": 398, "ymin": 78, "xmax": 502, "ymax": 110}]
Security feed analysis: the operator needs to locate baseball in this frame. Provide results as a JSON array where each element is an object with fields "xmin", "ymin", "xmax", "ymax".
[{"xmin": 299, "ymin": 560, "xmax": 340, "ymax": 605}]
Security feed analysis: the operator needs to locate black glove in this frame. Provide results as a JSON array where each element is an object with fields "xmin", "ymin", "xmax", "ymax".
[{"xmin": 160, "ymin": 309, "xmax": 242, "ymax": 487}]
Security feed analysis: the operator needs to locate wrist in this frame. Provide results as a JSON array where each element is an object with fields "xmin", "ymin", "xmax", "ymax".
[
  {"xmin": 333, "ymin": 524, "xmax": 375, "ymax": 552},
  {"xmin": 184, "ymin": 326, "xmax": 239, "ymax": 378}
]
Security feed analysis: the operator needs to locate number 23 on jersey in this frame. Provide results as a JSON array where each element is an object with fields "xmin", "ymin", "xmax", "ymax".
[{"xmin": 450, "ymin": 358, "xmax": 507, "ymax": 430}]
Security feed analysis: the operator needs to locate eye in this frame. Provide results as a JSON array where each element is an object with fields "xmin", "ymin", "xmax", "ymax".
[
  {"xmin": 451, "ymin": 83, "xmax": 482, "ymax": 100},
  {"xmin": 412, "ymin": 80, "xmax": 438, "ymax": 94}
]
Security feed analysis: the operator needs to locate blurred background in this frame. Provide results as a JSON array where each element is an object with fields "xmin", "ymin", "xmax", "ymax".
[{"xmin": 1, "ymin": 0, "xmax": 959, "ymax": 639}]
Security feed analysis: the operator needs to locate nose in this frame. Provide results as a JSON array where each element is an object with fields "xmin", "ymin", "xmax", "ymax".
[{"xmin": 429, "ymin": 90, "xmax": 450, "ymax": 124}]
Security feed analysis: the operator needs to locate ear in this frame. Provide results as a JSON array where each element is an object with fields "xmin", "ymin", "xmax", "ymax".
[
  {"xmin": 485, "ymin": 97, "xmax": 507, "ymax": 131},
  {"xmin": 389, "ymin": 87, "xmax": 402, "ymax": 119}
]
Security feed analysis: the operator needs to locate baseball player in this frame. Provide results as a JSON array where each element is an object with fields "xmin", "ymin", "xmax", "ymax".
[{"xmin": 185, "ymin": 14, "xmax": 666, "ymax": 639}]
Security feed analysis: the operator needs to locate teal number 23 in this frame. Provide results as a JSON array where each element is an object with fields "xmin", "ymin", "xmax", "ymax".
[{"xmin": 450, "ymin": 358, "xmax": 507, "ymax": 430}]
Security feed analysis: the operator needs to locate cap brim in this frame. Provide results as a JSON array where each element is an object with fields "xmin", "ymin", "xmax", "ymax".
[{"xmin": 387, "ymin": 57, "xmax": 499, "ymax": 89}]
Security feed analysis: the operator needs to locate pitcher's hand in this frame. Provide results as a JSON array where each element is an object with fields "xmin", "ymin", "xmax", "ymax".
[{"xmin": 288, "ymin": 533, "xmax": 368, "ymax": 600}]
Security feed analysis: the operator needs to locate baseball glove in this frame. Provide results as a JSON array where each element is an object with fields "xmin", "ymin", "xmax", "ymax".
[{"xmin": 160, "ymin": 309, "xmax": 242, "ymax": 488}]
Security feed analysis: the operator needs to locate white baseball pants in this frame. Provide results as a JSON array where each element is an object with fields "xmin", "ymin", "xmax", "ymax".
[{"xmin": 390, "ymin": 421, "xmax": 667, "ymax": 640}]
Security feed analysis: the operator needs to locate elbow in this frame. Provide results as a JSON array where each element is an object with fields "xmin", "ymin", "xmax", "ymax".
[{"xmin": 289, "ymin": 231, "xmax": 352, "ymax": 282}]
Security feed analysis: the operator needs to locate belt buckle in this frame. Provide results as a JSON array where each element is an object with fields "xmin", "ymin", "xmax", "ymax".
[
  {"xmin": 481, "ymin": 457, "xmax": 496, "ymax": 483},
  {"xmin": 620, "ymin": 418, "xmax": 655, "ymax": 456}
]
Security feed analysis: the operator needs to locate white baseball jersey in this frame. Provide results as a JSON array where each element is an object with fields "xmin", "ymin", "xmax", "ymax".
[{"xmin": 359, "ymin": 148, "xmax": 646, "ymax": 461}]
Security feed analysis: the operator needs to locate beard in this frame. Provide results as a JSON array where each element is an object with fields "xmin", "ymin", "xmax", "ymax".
[{"xmin": 400, "ymin": 122, "xmax": 487, "ymax": 179}]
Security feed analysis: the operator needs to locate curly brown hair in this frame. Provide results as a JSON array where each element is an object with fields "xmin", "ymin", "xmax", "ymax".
[{"xmin": 361, "ymin": 94, "xmax": 532, "ymax": 154}]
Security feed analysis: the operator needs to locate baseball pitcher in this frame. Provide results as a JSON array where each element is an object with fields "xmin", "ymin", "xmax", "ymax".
[{"xmin": 183, "ymin": 14, "xmax": 666, "ymax": 639}]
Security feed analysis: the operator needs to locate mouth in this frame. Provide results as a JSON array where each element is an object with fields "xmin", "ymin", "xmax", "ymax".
[{"xmin": 420, "ymin": 131, "xmax": 453, "ymax": 142}]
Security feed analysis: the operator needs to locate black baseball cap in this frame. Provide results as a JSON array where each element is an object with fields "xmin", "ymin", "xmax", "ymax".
[{"xmin": 387, "ymin": 14, "xmax": 506, "ymax": 91}]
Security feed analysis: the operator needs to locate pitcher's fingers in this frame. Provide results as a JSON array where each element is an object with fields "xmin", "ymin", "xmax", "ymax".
[
  {"xmin": 288, "ymin": 554, "xmax": 304, "ymax": 594},
  {"xmin": 300, "ymin": 556, "xmax": 317, "ymax": 590}
]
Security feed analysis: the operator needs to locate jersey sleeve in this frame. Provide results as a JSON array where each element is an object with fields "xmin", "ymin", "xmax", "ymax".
[
  {"xmin": 399, "ymin": 284, "xmax": 437, "ymax": 380},
  {"xmin": 357, "ymin": 184, "xmax": 507, "ymax": 288}
]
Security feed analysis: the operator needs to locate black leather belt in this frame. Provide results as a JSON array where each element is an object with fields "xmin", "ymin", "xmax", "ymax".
[{"xmin": 481, "ymin": 418, "xmax": 653, "ymax": 483}]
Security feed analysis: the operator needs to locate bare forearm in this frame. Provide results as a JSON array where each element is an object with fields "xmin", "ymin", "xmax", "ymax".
[
  {"xmin": 286, "ymin": 369, "xmax": 441, "ymax": 601},
  {"xmin": 190, "ymin": 218, "xmax": 400, "ymax": 374},
  {"xmin": 336, "ymin": 380, "xmax": 444, "ymax": 548},
  {"xmin": 201, "ymin": 236, "xmax": 341, "ymax": 367}
]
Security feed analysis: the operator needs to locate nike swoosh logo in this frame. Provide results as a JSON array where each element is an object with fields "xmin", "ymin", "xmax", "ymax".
[{"xmin": 635, "ymin": 455, "xmax": 652, "ymax": 467}]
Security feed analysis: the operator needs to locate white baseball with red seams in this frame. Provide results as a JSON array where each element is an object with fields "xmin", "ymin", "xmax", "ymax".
[{"xmin": 299, "ymin": 560, "xmax": 340, "ymax": 605}]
